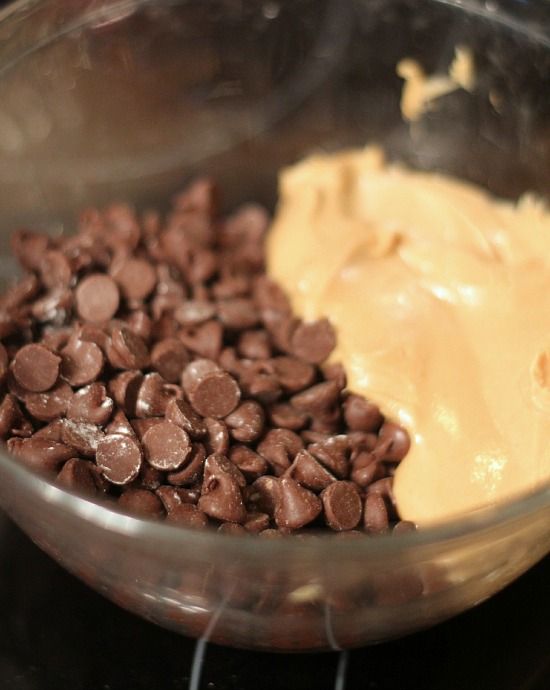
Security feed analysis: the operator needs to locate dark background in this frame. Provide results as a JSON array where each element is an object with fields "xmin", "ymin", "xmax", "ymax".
[{"xmin": 1, "ymin": 510, "xmax": 549, "ymax": 690}]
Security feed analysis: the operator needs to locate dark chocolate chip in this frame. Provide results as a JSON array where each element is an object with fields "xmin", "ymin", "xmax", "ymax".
[
  {"xmin": 291, "ymin": 318, "xmax": 336, "ymax": 364},
  {"xmin": 321, "ymin": 481, "xmax": 362, "ymax": 531},
  {"xmin": 12, "ymin": 344, "xmax": 60, "ymax": 392},
  {"xmin": 142, "ymin": 421, "xmax": 192, "ymax": 471},
  {"xmin": 225, "ymin": 400, "xmax": 265, "ymax": 443},
  {"xmin": 75, "ymin": 274, "xmax": 120, "ymax": 323},
  {"xmin": 96, "ymin": 433, "xmax": 143, "ymax": 485},
  {"xmin": 274, "ymin": 477, "xmax": 322, "ymax": 530}
]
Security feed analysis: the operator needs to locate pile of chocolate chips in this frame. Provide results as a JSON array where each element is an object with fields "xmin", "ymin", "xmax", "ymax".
[{"xmin": 0, "ymin": 179, "xmax": 413, "ymax": 535}]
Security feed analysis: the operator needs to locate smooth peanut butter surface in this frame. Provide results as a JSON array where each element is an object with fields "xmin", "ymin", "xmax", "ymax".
[{"xmin": 267, "ymin": 147, "xmax": 550, "ymax": 525}]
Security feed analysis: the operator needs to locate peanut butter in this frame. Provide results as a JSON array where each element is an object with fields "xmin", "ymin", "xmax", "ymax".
[{"xmin": 267, "ymin": 147, "xmax": 550, "ymax": 525}]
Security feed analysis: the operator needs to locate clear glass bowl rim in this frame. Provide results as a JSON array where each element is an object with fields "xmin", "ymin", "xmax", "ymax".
[{"xmin": 0, "ymin": 0, "xmax": 549, "ymax": 560}]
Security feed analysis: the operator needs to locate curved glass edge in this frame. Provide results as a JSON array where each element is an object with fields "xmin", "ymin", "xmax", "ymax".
[{"xmin": 2, "ymin": 444, "xmax": 550, "ymax": 559}]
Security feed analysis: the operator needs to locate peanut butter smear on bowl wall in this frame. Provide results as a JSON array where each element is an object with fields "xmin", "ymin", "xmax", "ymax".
[{"xmin": 266, "ymin": 146, "xmax": 550, "ymax": 525}]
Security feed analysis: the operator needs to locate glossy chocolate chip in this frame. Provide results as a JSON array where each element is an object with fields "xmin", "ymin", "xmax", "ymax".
[
  {"xmin": 166, "ymin": 442, "xmax": 206, "ymax": 486},
  {"xmin": 376, "ymin": 422, "xmax": 411, "ymax": 462},
  {"xmin": 284, "ymin": 449, "xmax": 335, "ymax": 492},
  {"xmin": 225, "ymin": 400, "xmax": 265, "ymax": 443},
  {"xmin": 108, "ymin": 326, "xmax": 149, "ymax": 370},
  {"xmin": 135, "ymin": 372, "xmax": 180, "ymax": 418},
  {"xmin": 108, "ymin": 370, "xmax": 143, "ymax": 416},
  {"xmin": 60, "ymin": 339, "xmax": 104, "ymax": 387},
  {"xmin": 274, "ymin": 477, "xmax": 322, "ymax": 530},
  {"xmin": 229, "ymin": 445, "xmax": 268, "ymax": 481},
  {"xmin": 165, "ymin": 398, "xmax": 206, "ymax": 439},
  {"xmin": 67, "ymin": 383, "xmax": 114, "ymax": 426},
  {"xmin": 61, "ymin": 419, "xmax": 104, "ymax": 457},
  {"xmin": 257, "ymin": 428, "xmax": 304, "ymax": 476},
  {"xmin": 198, "ymin": 453, "xmax": 247, "ymax": 524},
  {"xmin": 25, "ymin": 382, "xmax": 73, "ymax": 422},
  {"xmin": 7, "ymin": 436, "xmax": 74, "ymax": 473},
  {"xmin": 56, "ymin": 458, "xmax": 98, "ymax": 497}
]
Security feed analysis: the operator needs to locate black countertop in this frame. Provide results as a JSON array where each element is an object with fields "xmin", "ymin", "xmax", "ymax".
[{"xmin": 1, "ymin": 510, "xmax": 549, "ymax": 690}]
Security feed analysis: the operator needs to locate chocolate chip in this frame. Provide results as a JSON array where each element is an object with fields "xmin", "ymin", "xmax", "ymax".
[
  {"xmin": 108, "ymin": 370, "xmax": 143, "ymax": 416},
  {"xmin": 284, "ymin": 449, "xmax": 335, "ymax": 492},
  {"xmin": 0, "ymin": 394, "xmax": 28, "ymax": 439},
  {"xmin": 142, "ymin": 421, "xmax": 191, "ymax": 471},
  {"xmin": 253, "ymin": 275, "xmax": 291, "ymax": 314},
  {"xmin": 229, "ymin": 445, "xmax": 268, "ymax": 481},
  {"xmin": 118, "ymin": 488, "xmax": 165, "ymax": 519},
  {"xmin": 105, "ymin": 409, "xmax": 135, "ymax": 437},
  {"xmin": 60, "ymin": 339, "xmax": 104, "ymax": 387},
  {"xmin": 218, "ymin": 522, "xmax": 247, "ymax": 535},
  {"xmin": 247, "ymin": 476, "xmax": 281, "ymax": 516},
  {"xmin": 125, "ymin": 310, "xmax": 152, "ymax": 342},
  {"xmin": 364, "ymin": 494, "xmax": 390, "ymax": 533},
  {"xmin": 198, "ymin": 453, "xmax": 247, "ymax": 523},
  {"xmin": 67, "ymin": 383, "xmax": 114, "ymax": 426},
  {"xmin": 61, "ymin": 419, "xmax": 104, "ymax": 457},
  {"xmin": 111, "ymin": 257, "xmax": 157, "ymax": 300},
  {"xmin": 40, "ymin": 250, "xmax": 72, "ymax": 289},
  {"xmin": 32, "ymin": 419, "xmax": 64, "ymax": 442},
  {"xmin": 376, "ymin": 422, "xmax": 411, "ymax": 462},
  {"xmin": 25, "ymin": 382, "xmax": 73, "ymax": 422},
  {"xmin": 308, "ymin": 436, "xmax": 350, "ymax": 479},
  {"xmin": 130, "ymin": 417, "xmax": 163, "ymax": 440},
  {"xmin": 165, "ymin": 398, "xmax": 206, "ymax": 439},
  {"xmin": 257, "ymin": 428, "xmax": 304, "ymax": 476},
  {"xmin": 135, "ymin": 372, "xmax": 179, "ymax": 418},
  {"xmin": 291, "ymin": 318, "xmax": 336, "ymax": 364},
  {"xmin": 393, "ymin": 520, "xmax": 417, "ymax": 534},
  {"xmin": 156, "ymin": 485, "xmax": 197, "ymax": 512},
  {"xmin": 274, "ymin": 477, "xmax": 322, "ymax": 530},
  {"xmin": 181, "ymin": 358, "xmax": 219, "ymax": 394},
  {"xmin": 244, "ymin": 512, "xmax": 270, "ymax": 533},
  {"xmin": 166, "ymin": 503, "xmax": 209, "ymax": 528},
  {"xmin": 290, "ymin": 380, "xmax": 340, "ymax": 414},
  {"xmin": 108, "ymin": 326, "xmax": 149, "ymax": 370},
  {"xmin": 225, "ymin": 400, "xmax": 265, "ymax": 443},
  {"xmin": 343, "ymin": 394, "xmax": 383, "ymax": 432},
  {"xmin": 188, "ymin": 370, "xmax": 241, "ymax": 418},
  {"xmin": 166, "ymin": 442, "xmax": 206, "ymax": 486},
  {"xmin": 150, "ymin": 338, "xmax": 189, "ymax": 383},
  {"xmin": 350, "ymin": 451, "xmax": 384, "ymax": 488},
  {"xmin": 271, "ymin": 356, "xmax": 315, "ymax": 393},
  {"xmin": 237, "ymin": 330, "xmax": 271, "ymax": 360},
  {"xmin": 7, "ymin": 436, "xmax": 74, "ymax": 473},
  {"xmin": 322, "ymin": 362, "xmax": 347, "ymax": 391},
  {"xmin": 203, "ymin": 417, "xmax": 229, "ymax": 454},
  {"xmin": 217, "ymin": 298, "xmax": 259, "ymax": 330},
  {"xmin": 12, "ymin": 344, "xmax": 60, "ymax": 392},
  {"xmin": 75, "ymin": 274, "xmax": 120, "ymax": 323},
  {"xmin": 96, "ymin": 433, "xmax": 142, "ymax": 485},
  {"xmin": 56, "ymin": 458, "xmax": 98, "ymax": 497},
  {"xmin": 178, "ymin": 320, "xmax": 223, "ymax": 359},
  {"xmin": 321, "ymin": 481, "xmax": 362, "ymax": 531},
  {"xmin": 268, "ymin": 402, "xmax": 308, "ymax": 431},
  {"xmin": 174, "ymin": 300, "xmax": 216, "ymax": 326}
]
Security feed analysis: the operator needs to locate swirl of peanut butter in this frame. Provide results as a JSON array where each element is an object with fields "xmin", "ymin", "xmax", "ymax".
[{"xmin": 267, "ymin": 147, "xmax": 550, "ymax": 525}]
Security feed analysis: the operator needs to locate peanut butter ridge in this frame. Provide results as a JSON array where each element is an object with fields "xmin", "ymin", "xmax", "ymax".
[{"xmin": 267, "ymin": 147, "xmax": 550, "ymax": 525}]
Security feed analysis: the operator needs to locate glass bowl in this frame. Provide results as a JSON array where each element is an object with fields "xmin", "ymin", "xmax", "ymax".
[{"xmin": 0, "ymin": 0, "xmax": 549, "ymax": 651}]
